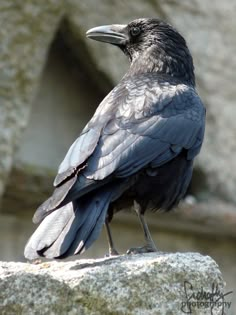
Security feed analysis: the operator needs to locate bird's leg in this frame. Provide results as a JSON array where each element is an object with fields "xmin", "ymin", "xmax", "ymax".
[
  {"xmin": 105, "ymin": 219, "xmax": 119, "ymax": 256},
  {"xmin": 127, "ymin": 200, "xmax": 158, "ymax": 254}
]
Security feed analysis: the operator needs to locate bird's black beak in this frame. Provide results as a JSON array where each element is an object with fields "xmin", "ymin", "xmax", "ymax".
[{"xmin": 86, "ymin": 24, "xmax": 127, "ymax": 46}]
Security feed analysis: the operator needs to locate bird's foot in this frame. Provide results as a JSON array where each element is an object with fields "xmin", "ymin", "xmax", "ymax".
[
  {"xmin": 126, "ymin": 244, "xmax": 158, "ymax": 255},
  {"xmin": 104, "ymin": 248, "xmax": 120, "ymax": 257}
]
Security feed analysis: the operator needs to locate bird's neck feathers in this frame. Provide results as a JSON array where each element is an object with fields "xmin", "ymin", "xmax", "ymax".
[{"xmin": 126, "ymin": 46, "xmax": 195, "ymax": 86}]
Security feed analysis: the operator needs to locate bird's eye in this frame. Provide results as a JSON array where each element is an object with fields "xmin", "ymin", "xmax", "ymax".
[{"xmin": 130, "ymin": 26, "xmax": 141, "ymax": 37}]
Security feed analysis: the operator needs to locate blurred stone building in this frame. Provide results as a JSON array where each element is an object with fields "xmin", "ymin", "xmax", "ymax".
[{"xmin": 0, "ymin": 1, "xmax": 235, "ymax": 313}]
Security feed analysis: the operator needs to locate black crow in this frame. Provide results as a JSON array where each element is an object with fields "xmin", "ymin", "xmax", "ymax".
[{"xmin": 24, "ymin": 18, "xmax": 205, "ymax": 259}]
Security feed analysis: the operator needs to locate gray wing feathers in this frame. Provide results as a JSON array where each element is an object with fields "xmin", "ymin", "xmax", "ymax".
[
  {"xmin": 54, "ymin": 128, "xmax": 101, "ymax": 186},
  {"xmin": 83, "ymin": 90, "xmax": 204, "ymax": 180},
  {"xmin": 36, "ymin": 79, "xmax": 204, "ymax": 220},
  {"xmin": 54, "ymin": 79, "xmax": 204, "ymax": 191}
]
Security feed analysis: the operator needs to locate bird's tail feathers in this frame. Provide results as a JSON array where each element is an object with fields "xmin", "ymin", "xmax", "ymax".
[{"xmin": 24, "ymin": 186, "xmax": 116, "ymax": 260}]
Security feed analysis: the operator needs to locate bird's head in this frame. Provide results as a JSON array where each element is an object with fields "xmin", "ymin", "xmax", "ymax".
[{"xmin": 86, "ymin": 18, "xmax": 195, "ymax": 85}]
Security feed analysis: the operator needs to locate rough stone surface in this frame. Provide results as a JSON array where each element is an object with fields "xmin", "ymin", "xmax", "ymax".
[
  {"xmin": 1, "ymin": 0, "xmax": 235, "ymax": 204},
  {"xmin": 0, "ymin": 253, "xmax": 227, "ymax": 315}
]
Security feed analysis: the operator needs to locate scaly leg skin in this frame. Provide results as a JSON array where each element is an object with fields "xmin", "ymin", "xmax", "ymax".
[
  {"xmin": 104, "ymin": 219, "xmax": 119, "ymax": 257},
  {"xmin": 127, "ymin": 200, "xmax": 158, "ymax": 255}
]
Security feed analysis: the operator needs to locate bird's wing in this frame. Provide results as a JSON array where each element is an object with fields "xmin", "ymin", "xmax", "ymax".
[
  {"xmin": 53, "ymin": 127, "xmax": 101, "ymax": 186},
  {"xmin": 53, "ymin": 88, "xmax": 122, "ymax": 187},
  {"xmin": 82, "ymin": 77, "xmax": 205, "ymax": 180},
  {"xmin": 36, "ymin": 76, "xmax": 205, "ymax": 219},
  {"xmin": 34, "ymin": 86, "xmax": 128, "ymax": 219}
]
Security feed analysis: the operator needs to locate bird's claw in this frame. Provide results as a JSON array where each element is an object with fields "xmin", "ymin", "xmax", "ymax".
[
  {"xmin": 126, "ymin": 245, "xmax": 158, "ymax": 255},
  {"xmin": 104, "ymin": 248, "xmax": 120, "ymax": 257}
]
